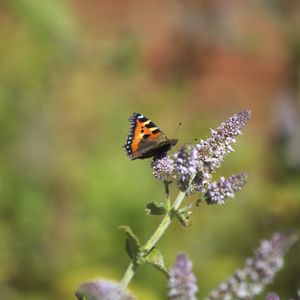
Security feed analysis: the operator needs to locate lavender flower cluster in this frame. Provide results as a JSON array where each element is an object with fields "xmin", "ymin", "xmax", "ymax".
[
  {"xmin": 266, "ymin": 292, "xmax": 281, "ymax": 300},
  {"xmin": 196, "ymin": 110, "xmax": 250, "ymax": 173},
  {"xmin": 266, "ymin": 290, "xmax": 300, "ymax": 300},
  {"xmin": 205, "ymin": 232, "xmax": 298, "ymax": 300},
  {"xmin": 76, "ymin": 279, "xmax": 136, "ymax": 300},
  {"xmin": 168, "ymin": 253, "xmax": 198, "ymax": 300},
  {"xmin": 205, "ymin": 173, "xmax": 249, "ymax": 205},
  {"xmin": 75, "ymin": 233, "xmax": 297, "ymax": 300},
  {"xmin": 175, "ymin": 144, "xmax": 200, "ymax": 191},
  {"xmin": 152, "ymin": 110, "xmax": 251, "ymax": 203}
]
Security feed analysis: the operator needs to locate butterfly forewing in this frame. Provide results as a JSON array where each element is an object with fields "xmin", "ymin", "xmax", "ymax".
[{"xmin": 124, "ymin": 113, "xmax": 177, "ymax": 160}]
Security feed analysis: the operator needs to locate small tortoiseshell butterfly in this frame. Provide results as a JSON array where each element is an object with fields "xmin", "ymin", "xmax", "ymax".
[{"xmin": 124, "ymin": 113, "xmax": 178, "ymax": 160}]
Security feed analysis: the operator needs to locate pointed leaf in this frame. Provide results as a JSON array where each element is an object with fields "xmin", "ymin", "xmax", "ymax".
[
  {"xmin": 143, "ymin": 247, "xmax": 168, "ymax": 277},
  {"xmin": 172, "ymin": 208, "xmax": 192, "ymax": 227},
  {"xmin": 145, "ymin": 201, "xmax": 166, "ymax": 215},
  {"xmin": 119, "ymin": 225, "xmax": 141, "ymax": 260}
]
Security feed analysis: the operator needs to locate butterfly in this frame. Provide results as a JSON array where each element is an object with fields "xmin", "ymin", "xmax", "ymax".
[{"xmin": 124, "ymin": 113, "xmax": 178, "ymax": 160}]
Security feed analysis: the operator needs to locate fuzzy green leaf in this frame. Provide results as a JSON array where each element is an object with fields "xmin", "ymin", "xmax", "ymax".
[
  {"xmin": 143, "ymin": 247, "xmax": 168, "ymax": 276},
  {"xmin": 172, "ymin": 208, "xmax": 192, "ymax": 227},
  {"xmin": 145, "ymin": 201, "xmax": 166, "ymax": 215},
  {"xmin": 119, "ymin": 225, "xmax": 141, "ymax": 260}
]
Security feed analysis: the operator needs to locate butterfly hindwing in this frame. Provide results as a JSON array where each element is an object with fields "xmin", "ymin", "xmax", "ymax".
[{"xmin": 124, "ymin": 113, "xmax": 177, "ymax": 160}]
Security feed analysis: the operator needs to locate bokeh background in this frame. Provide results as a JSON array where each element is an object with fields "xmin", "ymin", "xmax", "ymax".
[{"xmin": 1, "ymin": 0, "xmax": 300, "ymax": 299}]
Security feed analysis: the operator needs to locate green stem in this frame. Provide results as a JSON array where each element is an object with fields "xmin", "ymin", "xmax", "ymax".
[
  {"xmin": 120, "ymin": 189, "xmax": 187, "ymax": 289},
  {"xmin": 164, "ymin": 180, "xmax": 171, "ymax": 210},
  {"xmin": 143, "ymin": 190, "xmax": 187, "ymax": 253},
  {"xmin": 143, "ymin": 189, "xmax": 187, "ymax": 250},
  {"xmin": 120, "ymin": 261, "xmax": 137, "ymax": 291},
  {"xmin": 143, "ymin": 209, "xmax": 172, "ymax": 253}
]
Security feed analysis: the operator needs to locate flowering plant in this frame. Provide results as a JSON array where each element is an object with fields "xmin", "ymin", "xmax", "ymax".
[{"xmin": 75, "ymin": 111, "xmax": 298, "ymax": 300}]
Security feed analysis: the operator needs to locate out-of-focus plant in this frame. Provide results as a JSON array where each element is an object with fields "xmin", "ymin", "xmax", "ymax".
[
  {"xmin": 75, "ymin": 111, "xmax": 298, "ymax": 299},
  {"xmin": 4, "ymin": 0, "xmax": 76, "ymax": 41},
  {"xmin": 265, "ymin": 290, "xmax": 300, "ymax": 300},
  {"xmin": 206, "ymin": 232, "xmax": 298, "ymax": 300}
]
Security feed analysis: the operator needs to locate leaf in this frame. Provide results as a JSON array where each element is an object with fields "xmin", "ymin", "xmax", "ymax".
[
  {"xmin": 143, "ymin": 247, "xmax": 168, "ymax": 277},
  {"xmin": 119, "ymin": 225, "xmax": 141, "ymax": 260},
  {"xmin": 145, "ymin": 201, "xmax": 166, "ymax": 215},
  {"xmin": 172, "ymin": 208, "xmax": 192, "ymax": 227}
]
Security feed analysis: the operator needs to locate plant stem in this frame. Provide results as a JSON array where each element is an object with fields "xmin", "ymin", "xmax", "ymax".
[
  {"xmin": 143, "ymin": 210, "xmax": 172, "ymax": 253},
  {"xmin": 143, "ymin": 189, "xmax": 186, "ymax": 252},
  {"xmin": 120, "ymin": 261, "xmax": 137, "ymax": 291},
  {"xmin": 120, "ymin": 189, "xmax": 187, "ymax": 289},
  {"xmin": 164, "ymin": 180, "xmax": 171, "ymax": 210}
]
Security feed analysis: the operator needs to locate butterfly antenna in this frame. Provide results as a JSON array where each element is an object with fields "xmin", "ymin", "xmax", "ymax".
[
  {"xmin": 180, "ymin": 138, "xmax": 199, "ymax": 141},
  {"xmin": 173, "ymin": 123, "xmax": 199, "ymax": 151},
  {"xmin": 173, "ymin": 122, "xmax": 182, "ymax": 139},
  {"xmin": 173, "ymin": 122, "xmax": 199, "ymax": 141}
]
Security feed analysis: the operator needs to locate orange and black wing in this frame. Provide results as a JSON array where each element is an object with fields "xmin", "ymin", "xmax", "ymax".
[{"xmin": 124, "ymin": 113, "xmax": 166, "ymax": 160}]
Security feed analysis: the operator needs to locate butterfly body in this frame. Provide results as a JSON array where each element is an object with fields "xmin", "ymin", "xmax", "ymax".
[{"xmin": 124, "ymin": 113, "xmax": 177, "ymax": 160}]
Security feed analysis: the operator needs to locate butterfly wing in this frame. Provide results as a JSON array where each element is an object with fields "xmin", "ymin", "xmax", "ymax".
[{"xmin": 124, "ymin": 113, "xmax": 176, "ymax": 160}]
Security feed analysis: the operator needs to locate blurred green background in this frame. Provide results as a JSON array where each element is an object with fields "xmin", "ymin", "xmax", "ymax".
[{"xmin": 1, "ymin": 0, "xmax": 300, "ymax": 299}]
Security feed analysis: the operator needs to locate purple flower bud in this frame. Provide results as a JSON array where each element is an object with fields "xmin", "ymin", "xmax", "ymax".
[
  {"xmin": 175, "ymin": 144, "xmax": 200, "ymax": 191},
  {"xmin": 151, "ymin": 111, "xmax": 251, "ymax": 196},
  {"xmin": 152, "ymin": 155, "xmax": 175, "ymax": 181},
  {"xmin": 205, "ymin": 173, "xmax": 248, "ymax": 205},
  {"xmin": 196, "ymin": 110, "xmax": 251, "ymax": 173},
  {"xmin": 76, "ymin": 279, "xmax": 136, "ymax": 300},
  {"xmin": 266, "ymin": 292, "xmax": 280, "ymax": 300},
  {"xmin": 205, "ymin": 232, "xmax": 298, "ymax": 300},
  {"xmin": 168, "ymin": 253, "xmax": 198, "ymax": 300}
]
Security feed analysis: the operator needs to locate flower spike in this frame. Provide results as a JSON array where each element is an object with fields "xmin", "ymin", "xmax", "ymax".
[
  {"xmin": 205, "ymin": 232, "xmax": 298, "ymax": 300},
  {"xmin": 168, "ymin": 253, "xmax": 198, "ymax": 300},
  {"xmin": 205, "ymin": 173, "xmax": 249, "ymax": 205}
]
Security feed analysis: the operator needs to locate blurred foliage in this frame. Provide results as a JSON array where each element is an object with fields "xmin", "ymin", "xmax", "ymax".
[{"xmin": 0, "ymin": 0, "xmax": 299, "ymax": 299}]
